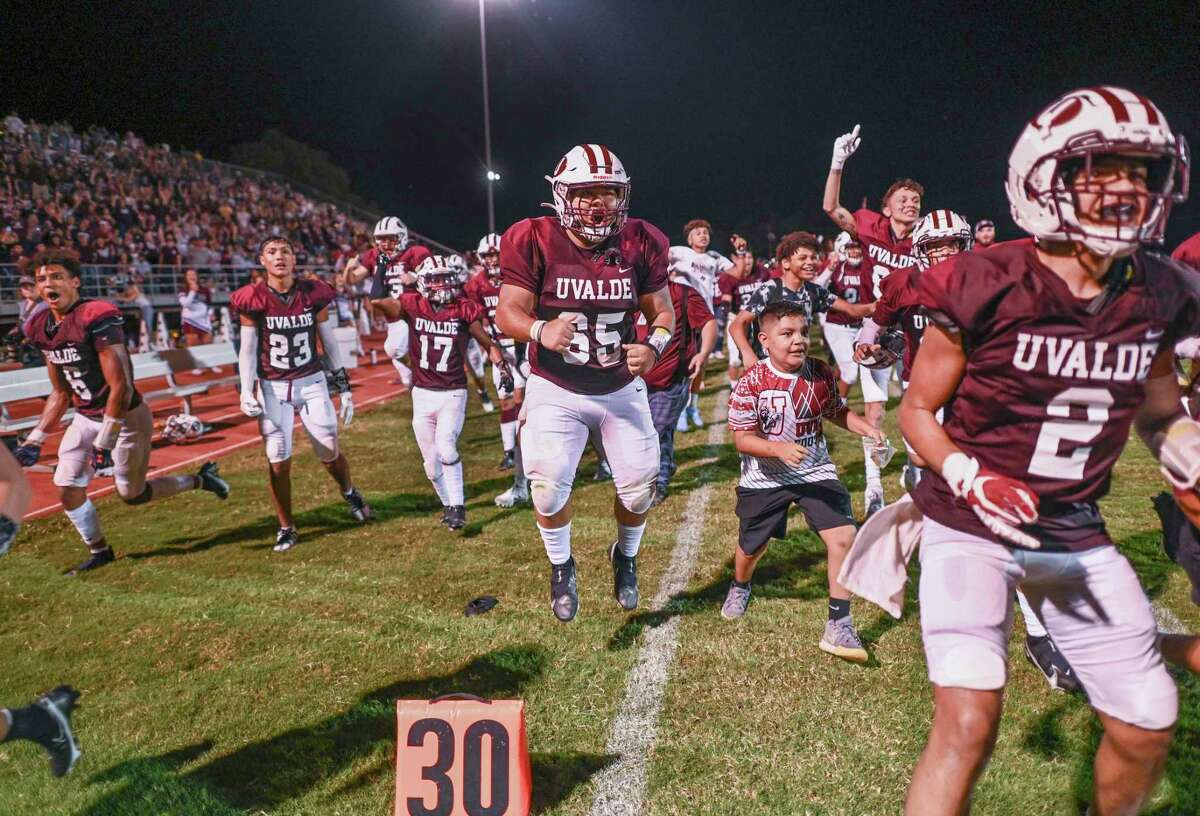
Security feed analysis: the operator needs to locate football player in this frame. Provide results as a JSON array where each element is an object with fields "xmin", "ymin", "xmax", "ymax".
[
  {"xmin": 723, "ymin": 301, "xmax": 886, "ymax": 664},
  {"xmin": 822, "ymin": 124, "xmax": 921, "ymax": 312},
  {"xmin": 466, "ymin": 233, "xmax": 525, "ymax": 471},
  {"xmin": 17, "ymin": 251, "xmax": 229, "ymax": 574},
  {"xmin": 669, "ymin": 219, "xmax": 732, "ymax": 431},
  {"xmin": 496, "ymin": 143, "xmax": 675, "ymax": 622},
  {"xmin": 898, "ymin": 87, "xmax": 1199, "ymax": 815},
  {"xmin": 342, "ymin": 216, "xmax": 430, "ymax": 391},
  {"xmin": 821, "ymin": 231, "xmax": 894, "ymax": 517},
  {"xmin": 378, "ymin": 254, "xmax": 504, "ymax": 529},
  {"xmin": 234, "ymin": 237, "xmax": 371, "ymax": 552},
  {"xmin": 717, "ymin": 239, "xmax": 769, "ymax": 386},
  {"xmin": 637, "ymin": 262, "xmax": 718, "ymax": 506},
  {"xmin": 857, "ymin": 208, "xmax": 1084, "ymax": 693}
]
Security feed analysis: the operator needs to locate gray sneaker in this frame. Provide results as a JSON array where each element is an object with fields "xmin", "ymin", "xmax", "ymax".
[
  {"xmin": 819, "ymin": 617, "xmax": 868, "ymax": 663},
  {"xmin": 721, "ymin": 583, "xmax": 751, "ymax": 620}
]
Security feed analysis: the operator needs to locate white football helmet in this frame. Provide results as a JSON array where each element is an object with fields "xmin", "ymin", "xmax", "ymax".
[
  {"xmin": 373, "ymin": 216, "xmax": 409, "ymax": 250},
  {"xmin": 912, "ymin": 209, "xmax": 973, "ymax": 267},
  {"xmin": 1006, "ymin": 86, "xmax": 1189, "ymax": 258},
  {"xmin": 417, "ymin": 254, "xmax": 469, "ymax": 306},
  {"xmin": 834, "ymin": 231, "xmax": 862, "ymax": 265},
  {"xmin": 476, "ymin": 233, "xmax": 501, "ymax": 281},
  {"xmin": 162, "ymin": 413, "xmax": 205, "ymax": 444},
  {"xmin": 544, "ymin": 144, "xmax": 631, "ymax": 244}
]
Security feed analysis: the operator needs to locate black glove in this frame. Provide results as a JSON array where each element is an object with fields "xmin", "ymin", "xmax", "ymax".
[
  {"xmin": 327, "ymin": 367, "xmax": 351, "ymax": 394},
  {"xmin": 13, "ymin": 439, "xmax": 41, "ymax": 467},
  {"xmin": 498, "ymin": 365, "xmax": 514, "ymax": 395},
  {"xmin": 92, "ymin": 446, "xmax": 114, "ymax": 474}
]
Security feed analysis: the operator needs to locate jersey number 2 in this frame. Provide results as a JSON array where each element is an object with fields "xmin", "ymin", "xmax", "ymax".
[{"xmin": 1028, "ymin": 387, "xmax": 1113, "ymax": 480}]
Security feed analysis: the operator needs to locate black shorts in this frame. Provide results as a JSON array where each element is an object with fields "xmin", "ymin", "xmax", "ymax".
[{"xmin": 735, "ymin": 480, "xmax": 855, "ymax": 556}]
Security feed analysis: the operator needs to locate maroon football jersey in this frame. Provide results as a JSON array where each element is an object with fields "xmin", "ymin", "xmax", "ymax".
[
  {"xmin": 718, "ymin": 266, "xmax": 769, "ymax": 315},
  {"xmin": 854, "ymin": 208, "xmax": 917, "ymax": 301},
  {"xmin": 871, "ymin": 267, "xmax": 925, "ymax": 380},
  {"xmin": 824, "ymin": 260, "xmax": 874, "ymax": 327},
  {"xmin": 365, "ymin": 244, "xmax": 431, "ymax": 302},
  {"xmin": 636, "ymin": 281, "xmax": 715, "ymax": 390},
  {"xmin": 1172, "ymin": 231, "xmax": 1200, "ymax": 271},
  {"xmin": 465, "ymin": 271, "xmax": 502, "ymax": 328},
  {"xmin": 231, "ymin": 278, "xmax": 336, "ymax": 381},
  {"xmin": 25, "ymin": 299, "xmax": 142, "ymax": 418},
  {"xmin": 500, "ymin": 216, "xmax": 669, "ymax": 395},
  {"xmin": 911, "ymin": 240, "xmax": 1200, "ymax": 551},
  {"xmin": 399, "ymin": 292, "xmax": 484, "ymax": 390}
]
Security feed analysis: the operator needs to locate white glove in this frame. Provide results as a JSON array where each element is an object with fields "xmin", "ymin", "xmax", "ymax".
[
  {"xmin": 830, "ymin": 124, "xmax": 861, "ymax": 170},
  {"xmin": 941, "ymin": 452, "xmax": 1041, "ymax": 549},
  {"xmin": 240, "ymin": 391, "xmax": 262, "ymax": 418},
  {"xmin": 339, "ymin": 392, "xmax": 355, "ymax": 426}
]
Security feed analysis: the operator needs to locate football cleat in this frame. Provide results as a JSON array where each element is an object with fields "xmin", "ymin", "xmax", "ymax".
[
  {"xmin": 593, "ymin": 459, "xmax": 613, "ymax": 481},
  {"xmin": 549, "ymin": 557, "xmax": 579, "ymax": 622},
  {"xmin": 494, "ymin": 484, "xmax": 529, "ymax": 508},
  {"xmin": 676, "ymin": 412, "xmax": 690, "ymax": 434},
  {"xmin": 343, "ymin": 488, "xmax": 373, "ymax": 522},
  {"xmin": 819, "ymin": 617, "xmax": 869, "ymax": 663},
  {"xmin": 273, "ymin": 527, "xmax": 299, "ymax": 553},
  {"xmin": 197, "ymin": 461, "xmax": 229, "ymax": 500},
  {"xmin": 33, "ymin": 685, "xmax": 82, "ymax": 777},
  {"xmin": 608, "ymin": 542, "xmax": 639, "ymax": 611},
  {"xmin": 1024, "ymin": 634, "xmax": 1084, "ymax": 694},
  {"xmin": 445, "ymin": 505, "xmax": 466, "ymax": 531},
  {"xmin": 649, "ymin": 483, "xmax": 669, "ymax": 509},
  {"xmin": 498, "ymin": 449, "xmax": 514, "ymax": 471},
  {"xmin": 439, "ymin": 506, "xmax": 452, "ymax": 527},
  {"xmin": 721, "ymin": 583, "xmax": 752, "ymax": 620},
  {"xmin": 864, "ymin": 487, "xmax": 885, "ymax": 521},
  {"xmin": 687, "ymin": 404, "xmax": 704, "ymax": 430},
  {"xmin": 65, "ymin": 546, "xmax": 114, "ymax": 576},
  {"xmin": 479, "ymin": 391, "xmax": 495, "ymax": 413}
]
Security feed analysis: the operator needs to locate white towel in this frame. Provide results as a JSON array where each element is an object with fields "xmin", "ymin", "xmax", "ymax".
[{"xmin": 837, "ymin": 494, "xmax": 925, "ymax": 619}]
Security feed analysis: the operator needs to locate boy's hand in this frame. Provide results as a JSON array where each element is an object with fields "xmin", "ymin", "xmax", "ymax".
[{"xmin": 771, "ymin": 441, "xmax": 809, "ymax": 467}]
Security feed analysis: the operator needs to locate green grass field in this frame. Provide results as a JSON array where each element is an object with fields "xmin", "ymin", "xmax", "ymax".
[{"xmin": 1, "ymin": 366, "xmax": 1197, "ymax": 815}]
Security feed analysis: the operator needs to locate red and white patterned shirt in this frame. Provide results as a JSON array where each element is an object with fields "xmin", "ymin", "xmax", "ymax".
[{"xmin": 727, "ymin": 357, "xmax": 846, "ymax": 488}]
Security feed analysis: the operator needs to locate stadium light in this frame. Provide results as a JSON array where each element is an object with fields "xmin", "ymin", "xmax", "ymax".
[
  {"xmin": 487, "ymin": 170, "xmax": 501, "ymax": 182},
  {"xmin": 478, "ymin": 0, "xmax": 496, "ymax": 234}
]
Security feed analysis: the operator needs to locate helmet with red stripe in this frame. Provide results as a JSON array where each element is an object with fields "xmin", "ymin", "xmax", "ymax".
[
  {"xmin": 544, "ymin": 144, "xmax": 631, "ymax": 244},
  {"xmin": 912, "ymin": 209, "xmax": 973, "ymax": 267},
  {"xmin": 417, "ymin": 254, "xmax": 469, "ymax": 306},
  {"xmin": 834, "ymin": 231, "xmax": 862, "ymax": 266},
  {"xmin": 476, "ymin": 233, "xmax": 501, "ymax": 284},
  {"xmin": 1006, "ymin": 86, "xmax": 1189, "ymax": 258}
]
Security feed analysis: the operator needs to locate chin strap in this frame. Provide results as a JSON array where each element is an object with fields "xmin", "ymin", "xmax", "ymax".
[{"xmin": 1085, "ymin": 257, "xmax": 1135, "ymax": 316}]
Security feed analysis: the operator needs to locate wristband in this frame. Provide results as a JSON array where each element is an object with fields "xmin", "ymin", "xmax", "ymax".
[
  {"xmin": 646, "ymin": 326, "xmax": 672, "ymax": 359},
  {"xmin": 530, "ymin": 319, "xmax": 548, "ymax": 344},
  {"xmin": 25, "ymin": 428, "xmax": 47, "ymax": 445},
  {"xmin": 95, "ymin": 415, "xmax": 125, "ymax": 451}
]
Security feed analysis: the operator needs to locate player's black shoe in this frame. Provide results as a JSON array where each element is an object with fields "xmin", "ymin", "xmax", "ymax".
[
  {"xmin": 65, "ymin": 546, "xmax": 114, "ymax": 576},
  {"xmin": 593, "ymin": 459, "xmax": 612, "ymax": 481},
  {"xmin": 1024, "ymin": 634, "xmax": 1083, "ymax": 694},
  {"xmin": 445, "ymin": 505, "xmax": 466, "ymax": 530},
  {"xmin": 479, "ymin": 391, "xmax": 495, "ymax": 413},
  {"xmin": 343, "ymin": 487, "xmax": 373, "ymax": 522},
  {"xmin": 498, "ymin": 449, "xmax": 514, "ymax": 471},
  {"xmin": 608, "ymin": 542, "xmax": 639, "ymax": 611},
  {"xmin": 439, "ymin": 506, "xmax": 452, "ymax": 527},
  {"xmin": 33, "ymin": 685, "xmax": 82, "ymax": 777},
  {"xmin": 197, "ymin": 461, "xmax": 229, "ymax": 500},
  {"xmin": 550, "ymin": 557, "xmax": 579, "ymax": 622},
  {"xmin": 273, "ymin": 527, "xmax": 298, "ymax": 553}
]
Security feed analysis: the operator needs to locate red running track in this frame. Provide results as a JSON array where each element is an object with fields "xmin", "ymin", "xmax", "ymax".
[{"xmin": 19, "ymin": 335, "xmax": 410, "ymax": 521}]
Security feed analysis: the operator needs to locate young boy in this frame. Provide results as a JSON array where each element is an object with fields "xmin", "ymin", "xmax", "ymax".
[{"xmin": 722, "ymin": 300, "xmax": 886, "ymax": 663}]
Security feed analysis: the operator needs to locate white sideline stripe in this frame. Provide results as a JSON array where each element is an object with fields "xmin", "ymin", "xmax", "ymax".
[
  {"xmin": 1152, "ymin": 602, "xmax": 1187, "ymax": 635},
  {"xmin": 590, "ymin": 393, "xmax": 728, "ymax": 816}
]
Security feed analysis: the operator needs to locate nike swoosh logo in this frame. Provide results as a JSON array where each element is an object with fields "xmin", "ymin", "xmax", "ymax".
[
  {"xmin": 1146, "ymin": 328, "xmax": 1165, "ymax": 339},
  {"xmin": 619, "ymin": 267, "xmax": 634, "ymax": 276}
]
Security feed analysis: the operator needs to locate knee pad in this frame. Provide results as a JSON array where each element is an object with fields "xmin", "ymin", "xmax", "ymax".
[
  {"xmin": 530, "ymin": 479, "xmax": 571, "ymax": 516},
  {"xmin": 423, "ymin": 457, "xmax": 443, "ymax": 483},
  {"xmin": 618, "ymin": 480, "xmax": 656, "ymax": 515},
  {"xmin": 840, "ymin": 365, "xmax": 860, "ymax": 386},
  {"xmin": 436, "ymin": 439, "xmax": 460, "ymax": 467},
  {"xmin": 928, "ymin": 642, "xmax": 1008, "ymax": 691},
  {"xmin": 119, "ymin": 483, "xmax": 154, "ymax": 505}
]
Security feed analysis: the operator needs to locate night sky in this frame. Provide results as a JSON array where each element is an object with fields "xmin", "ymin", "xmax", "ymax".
[{"xmin": 5, "ymin": 0, "xmax": 1200, "ymax": 251}]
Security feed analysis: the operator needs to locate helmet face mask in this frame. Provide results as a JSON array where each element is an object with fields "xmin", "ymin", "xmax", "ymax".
[
  {"xmin": 373, "ymin": 216, "xmax": 409, "ymax": 254},
  {"xmin": 417, "ymin": 255, "xmax": 468, "ymax": 306},
  {"xmin": 545, "ymin": 144, "xmax": 631, "ymax": 245},
  {"xmin": 1006, "ymin": 86, "xmax": 1190, "ymax": 258},
  {"xmin": 834, "ymin": 231, "xmax": 862, "ymax": 266},
  {"xmin": 475, "ymin": 233, "xmax": 502, "ymax": 284},
  {"xmin": 912, "ymin": 209, "xmax": 973, "ymax": 267}
]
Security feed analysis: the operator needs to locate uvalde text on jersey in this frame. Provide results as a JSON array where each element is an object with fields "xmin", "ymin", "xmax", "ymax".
[
  {"xmin": 554, "ymin": 277, "xmax": 633, "ymax": 302},
  {"xmin": 1012, "ymin": 333, "xmax": 1159, "ymax": 382}
]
